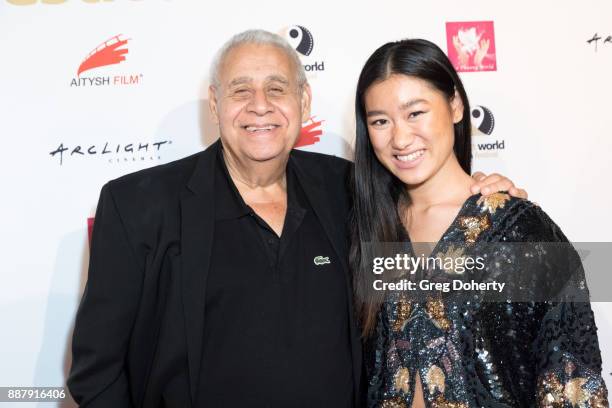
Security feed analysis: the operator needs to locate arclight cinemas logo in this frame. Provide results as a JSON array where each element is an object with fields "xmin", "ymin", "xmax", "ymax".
[
  {"xmin": 70, "ymin": 34, "xmax": 144, "ymax": 87},
  {"xmin": 49, "ymin": 140, "xmax": 172, "ymax": 166}
]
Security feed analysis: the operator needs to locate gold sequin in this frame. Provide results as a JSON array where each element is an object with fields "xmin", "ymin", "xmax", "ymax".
[
  {"xmin": 589, "ymin": 386, "xmax": 609, "ymax": 408},
  {"xmin": 476, "ymin": 192, "xmax": 511, "ymax": 214},
  {"xmin": 538, "ymin": 371, "xmax": 608, "ymax": 408},
  {"xmin": 538, "ymin": 372, "xmax": 565, "ymax": 407},
  {"xmin": 458, "ymin": 215, "xmax": 490, "ymax": 244},
  {"xmin": 426, "ymin": 297, "xmax": 451, "ymax": 331},
  {"xmin": 431, "ymin": 394, "xmax": 468, "ymax": 408},
  {"xmin": 540, "ymin": 392, "xmax": 563, "ymax": 408},
  {"xmin": 380, "ymin": 396, "xmax": 408, "ymax": 408},
  {"xmin": 563, "ymin": 377, "xmax": 589, "ymax": 406},
  {"xmin": 435, "ymin": 245, "xmax": 467, "ymax": 275},
  {"xmin": 393, "ymin": 367, "xmax": 410, "ymax": 394},
  {"xmin": 392, "ymin": 300, "xmax": 412, "ymax": 332},
  {"xmin": 425, "ymin": 365, "xmax": 445, "ymax": 395}
]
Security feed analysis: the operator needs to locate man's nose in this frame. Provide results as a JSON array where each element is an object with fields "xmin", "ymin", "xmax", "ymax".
[{"xmin": 247, "ymin": 90, "xmax": 274, "ymax": 115}]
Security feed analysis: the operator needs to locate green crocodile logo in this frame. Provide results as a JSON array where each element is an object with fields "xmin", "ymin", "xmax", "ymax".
[{"xmin": 314, "ymin": 256, "xmax": 330, "ymax": 266}]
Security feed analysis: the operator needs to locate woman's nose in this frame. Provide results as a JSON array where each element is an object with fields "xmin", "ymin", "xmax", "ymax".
[{"xmin": 391, "ymin": 124, "xmax": 415, "ymax": 150}]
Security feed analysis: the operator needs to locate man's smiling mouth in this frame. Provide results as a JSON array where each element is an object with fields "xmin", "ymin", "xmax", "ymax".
[{"xmin": 243, "ymin": 124, "xmax": 280, "ymax": 133}]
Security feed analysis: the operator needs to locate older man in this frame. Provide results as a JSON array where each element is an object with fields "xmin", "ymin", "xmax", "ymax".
[{"xmin": 67, "ymin": 30, "xmax": 525, "ymax": 408}]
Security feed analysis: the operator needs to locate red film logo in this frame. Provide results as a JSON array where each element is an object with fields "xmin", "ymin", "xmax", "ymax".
[
  {"xmin": 295, "ymin": 117, "xmax": 324, "ymax": 147},
  {"xmin": 77, "ymin": 34, "xmax": 129, "ymax": 76}
]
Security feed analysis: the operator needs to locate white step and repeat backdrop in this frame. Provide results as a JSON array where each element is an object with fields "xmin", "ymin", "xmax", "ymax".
[{"xmin": 1, "ymin": 0, "xmax": 611, "ymax": 405}]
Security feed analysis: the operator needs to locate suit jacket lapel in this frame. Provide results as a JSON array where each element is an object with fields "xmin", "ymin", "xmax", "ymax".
[
  {"xmin": 179, "ymin": 140, "xmax": 219, "ymax": 406},
  {"xmin": 290, "ymin": 154, "xmax": 362, "ymax": 405},
  {"xmin": 291, "ymin": 154, "xmax": 350, "ymax": 283}
]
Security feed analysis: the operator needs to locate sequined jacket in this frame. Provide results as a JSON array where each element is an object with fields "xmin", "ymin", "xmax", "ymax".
[{"xmin": 365, "ymin": 193, "xmax": 608, "ymax": 408}]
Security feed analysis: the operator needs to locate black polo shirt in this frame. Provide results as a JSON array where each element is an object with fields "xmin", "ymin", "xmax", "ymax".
[{"xmin": 196, "ymin": 149, "xmax": 353, "ymax": 407}]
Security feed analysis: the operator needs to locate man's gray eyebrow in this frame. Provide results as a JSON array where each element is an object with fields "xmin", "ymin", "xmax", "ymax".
[
  {"xmin": 266, "ymin": 75, "xmax": 290, "ymax": 85},
  {"xmin": 227, "ymin": 75, "xmax": 290, "ymax": 87},
  {"xmin": 228, "ymin": 77, "xmax": 252, "ymax": 87}
]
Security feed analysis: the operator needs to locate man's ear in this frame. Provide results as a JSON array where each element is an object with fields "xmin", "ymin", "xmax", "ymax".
[
  {"xmin": 451, "ymin": 89, "xmax": 464, "ymax": 124},
  {"xmin": 208, "ymin": 85, "xmax": 220, "ymax": 124},
  {"xmin": 300, "ymin": 83, "xmax": 312, "ymax": 122}
]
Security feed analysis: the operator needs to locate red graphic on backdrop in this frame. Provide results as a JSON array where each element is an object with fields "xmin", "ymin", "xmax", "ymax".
[
  {"xmin": 446, "ymin": 21, "xmax": 497, "ymax": 72},
  {"xmin": 295, "ymin": 116, "xmax": 324, "ymax": 147},
  {"xmin": 77, "ymin": 35, "xmax": 129, "ymax": 76},
  {"xmin": 87, "ymin": 217, "xmax": 95, "ymax": 248}
]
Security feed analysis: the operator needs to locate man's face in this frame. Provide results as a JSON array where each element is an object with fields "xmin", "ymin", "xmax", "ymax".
[{"xmin": 209, "ymin": 43, "xmax": 311, "ymax": 164}]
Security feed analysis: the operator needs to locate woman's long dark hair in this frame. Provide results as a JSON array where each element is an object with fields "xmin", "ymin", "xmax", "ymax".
[{"xmin": 350, "ymin": 39, "xmax": 472, "ymax": 336}]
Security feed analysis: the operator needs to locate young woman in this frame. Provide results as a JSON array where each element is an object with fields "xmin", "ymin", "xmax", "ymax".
[{"xmin": 350, "ymin": 39, "xmax": 608, "ymax": 407}]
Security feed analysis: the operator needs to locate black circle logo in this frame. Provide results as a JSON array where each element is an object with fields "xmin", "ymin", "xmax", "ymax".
[
  {"xmin": 471, "ymin": 105, "xmax": 495, "ymax": 135},
  {"xmin": 286, "ymin": 25, "xmax": 314, "ymax": 56}
]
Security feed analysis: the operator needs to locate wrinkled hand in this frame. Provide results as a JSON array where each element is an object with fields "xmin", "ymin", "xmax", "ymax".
[
  {"xmin": 474, "ymin": 38, "xmax": 490, "ymax": 68},
  {"xmin": 452, "ymin": 35, "xmax": 470, "ymax": 68},
  {"xmin": 470, "ymin": 171, "xmax": 527, "ymax": 199}
]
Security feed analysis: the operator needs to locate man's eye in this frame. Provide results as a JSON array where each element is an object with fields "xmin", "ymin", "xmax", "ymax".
[
  {"xmin": 408, "ymin": 111, "xmax": 424, "ymax": 118},
  {"xmin": 269, "ymin": 87, "xmax": 285, "ymax": 94}
]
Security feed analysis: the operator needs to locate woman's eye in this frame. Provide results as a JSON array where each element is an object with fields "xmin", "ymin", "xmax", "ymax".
[
  {"xmin": 371, "ymin": 119, "xmax": 388, "ymax": 126},
  {"xmin": 408, "ymin": 111, "xmax": 424, "ymax": 118}
]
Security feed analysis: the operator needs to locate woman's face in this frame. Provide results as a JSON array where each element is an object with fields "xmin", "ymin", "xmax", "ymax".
[{"xmin": 364, "ymin": 74, "xmax": 463, "ymax": 187}]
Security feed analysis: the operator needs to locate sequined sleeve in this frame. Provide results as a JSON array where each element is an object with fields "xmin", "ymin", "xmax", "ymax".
[
  {"xmin": 504, "ymin": 203, "xmax": 609, "ymax": 407},
  {"xmin": 365, "ymin": 303, "xmax": 403, "ymax": 408}
]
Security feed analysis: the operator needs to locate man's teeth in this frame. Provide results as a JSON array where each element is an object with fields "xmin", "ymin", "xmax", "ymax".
[
  {"xmin": 245, "ymin": 125, "xmax": 277, "ymax": 132},
  {"xmin": 396, "ymin": 150, "xmax": 425, "ymax": 162}
]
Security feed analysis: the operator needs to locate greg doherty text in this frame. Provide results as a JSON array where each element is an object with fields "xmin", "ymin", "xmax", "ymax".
[{"xmin": 373, "ymin": 279, "xmax": 506, "ymax": 293}]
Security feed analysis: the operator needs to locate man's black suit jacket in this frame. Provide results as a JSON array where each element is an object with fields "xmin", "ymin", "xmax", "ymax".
[{"xmin": 67, "ymin": 140, "xmax": 362, "ymax": 407}]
